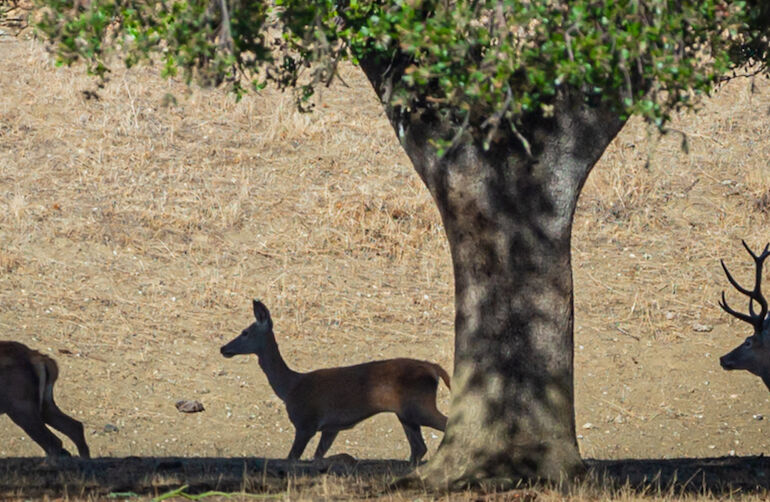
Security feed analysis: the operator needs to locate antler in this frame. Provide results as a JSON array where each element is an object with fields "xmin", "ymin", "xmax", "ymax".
[{"xmin": 719, "ymin": 240, "xmax": 770, "ymax": 333}]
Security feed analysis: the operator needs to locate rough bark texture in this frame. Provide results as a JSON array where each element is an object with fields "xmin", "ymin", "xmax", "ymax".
[{"xmin": 362, "ymin": 56, "xmax": 626, "ymax": 489}]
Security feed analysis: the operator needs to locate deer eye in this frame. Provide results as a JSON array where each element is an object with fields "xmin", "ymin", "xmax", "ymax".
[{"xmin": 745, "ymin": 338, "xmax": 753, "ymax": 348}]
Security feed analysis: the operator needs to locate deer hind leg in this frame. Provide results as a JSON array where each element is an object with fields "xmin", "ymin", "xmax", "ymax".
[
  {"xmin": 416, "ymin": 400, "xmax": 447, "ymax": 431},
  {"xmin": 6, "ymin": 404, "xmax": 69, "ymax": 457},
  {"xmin": 406, "ymin": 392, "xmax": 448, "ymax": 431},
  {"xmin": 313, "ymin": 430, "xmax": 339, "ymax": 459},
  {"xmin": 398, "ymin": 418, "xmax": 427, "ymax": 465},
  {"xmin": 42, "ymin": 398, "xmax": 90, "ymax": 458}
]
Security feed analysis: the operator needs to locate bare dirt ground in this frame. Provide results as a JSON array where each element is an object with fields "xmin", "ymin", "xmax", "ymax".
[{"xmin": 1, "ymin": 19, "xmax": 770, "ymax": 499}]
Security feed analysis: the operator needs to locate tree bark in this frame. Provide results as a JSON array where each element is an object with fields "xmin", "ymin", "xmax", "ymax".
[{"xmin": 361, "ymin": 57, "xmax": 625, "ymax": 489}]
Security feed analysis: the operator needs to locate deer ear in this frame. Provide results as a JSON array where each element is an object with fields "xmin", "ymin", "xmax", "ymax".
[{"xmin": 253, "ymin": 300, "xmax": 271, "ymax": 324}]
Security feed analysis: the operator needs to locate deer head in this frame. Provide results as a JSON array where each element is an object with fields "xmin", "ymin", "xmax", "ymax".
[
  {"xmin": 220, "ymin": 300, "xmax": 274, "ymax": 358},
  {"xmin": 718, "ymin": 241, "xmax": 770, "ymax": 384}
]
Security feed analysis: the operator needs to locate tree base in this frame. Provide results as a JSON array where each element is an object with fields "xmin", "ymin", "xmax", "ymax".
[{"xmin": 415, "ymin": 440, "xmax": 585, "ymax": 491}]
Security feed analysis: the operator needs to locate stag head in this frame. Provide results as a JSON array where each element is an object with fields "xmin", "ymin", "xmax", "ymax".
[{"xmin": 718, "ymin": 241, "xmax": 770, "ymax": 386}]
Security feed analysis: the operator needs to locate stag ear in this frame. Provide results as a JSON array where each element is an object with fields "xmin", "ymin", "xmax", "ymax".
[{"xmin": 252, "ymin": 300, "xmax": 271, "ymax": 324}]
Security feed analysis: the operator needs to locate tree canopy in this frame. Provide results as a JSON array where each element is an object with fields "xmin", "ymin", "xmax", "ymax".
[{"xmin": 34, "ymin": 1, "xmax": 768, "ymax": 150}]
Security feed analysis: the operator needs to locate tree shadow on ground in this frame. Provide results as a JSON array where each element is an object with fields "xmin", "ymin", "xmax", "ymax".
[
  {"xmin": 589, "ymin": 456, "xmax": 770, "ymax": 495},
  {"xmin": 1, "ymin": 456, "xmax": 769, "ymax": 498}
]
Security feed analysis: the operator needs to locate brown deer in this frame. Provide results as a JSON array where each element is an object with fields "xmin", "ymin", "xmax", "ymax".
[
  {"xmin": 0, "ymin": 341, "xmax": 90, "ymax": 458},
  {"xmin": 220, "ymin": 300, "xmax": 450, "ymax": 464},
  {"xmin": 718, "ymin": 241, "xmax": 770, "ymax": 390}
]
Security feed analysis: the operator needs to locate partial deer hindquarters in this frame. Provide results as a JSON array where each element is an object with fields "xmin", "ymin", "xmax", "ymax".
[
  {"xmin": 220, "ymin": 300, "xmax": 450, "ymax": 464},
  {"xmin": 0, "ymin": 341, "xmax": 90, "ymax": 458}
]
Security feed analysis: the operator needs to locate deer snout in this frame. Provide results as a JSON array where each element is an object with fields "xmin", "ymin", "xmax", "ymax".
[
  {"xmin": 220, "ymin": 345, "xmax": 236, "ymax": 358},
  {"xmin": 720, "ymin": 354, "xmax": 736, "ymax": 370}
]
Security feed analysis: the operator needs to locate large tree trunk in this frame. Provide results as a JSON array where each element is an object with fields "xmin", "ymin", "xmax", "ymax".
[{"xmin": 361, "ymin": 59, "xmax": 625, "ymax": 489}]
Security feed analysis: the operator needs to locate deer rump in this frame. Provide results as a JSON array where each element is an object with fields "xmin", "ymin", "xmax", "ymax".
[
  {"xmin": 0, "ymin": 341, "xmax": 90, "ymax": 458},
  {"xmin": 0, "ymin": 342, "xmax": 58, "ymax": 415}
]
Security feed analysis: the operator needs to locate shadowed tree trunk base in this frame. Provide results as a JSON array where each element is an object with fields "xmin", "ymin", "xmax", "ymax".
[
  {"xmin": 417, "ymin": 366, "xmax": 586, "ymax": 489},
  {"xmin": 413, "ymin": 223, "xmax": 586, "ymax": 489}
]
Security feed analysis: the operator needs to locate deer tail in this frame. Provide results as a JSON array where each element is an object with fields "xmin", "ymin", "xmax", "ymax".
[
  {"xmin": 31, "ymin": 353, "xmax": 59, "ymax": 410},
  {"xmin": 434, "ymin": 364, "xmax": 451, "ymax": 391}
]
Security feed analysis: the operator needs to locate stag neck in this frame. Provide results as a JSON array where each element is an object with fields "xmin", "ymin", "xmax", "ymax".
[
  {"xmin": 256, "ymin": 331, "xmax": 300, "ymax": 401},
  {"xmin": 761, "ymin": 374, "xmax": 770, "ymax": 393}
]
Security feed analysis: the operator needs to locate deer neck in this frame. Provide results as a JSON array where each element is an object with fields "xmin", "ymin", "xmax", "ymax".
[
  {"xmin": 257, "ymin": 331, "xmax": 298, "ymax": 401},
  {"xmin": 762, "ymin": 374, "xmax": 770, "ymax": 393}
]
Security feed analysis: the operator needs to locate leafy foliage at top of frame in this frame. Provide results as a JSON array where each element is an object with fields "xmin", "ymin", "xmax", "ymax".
[{"xmin": 34, "ymin": 0, "xmax": 769, "ymax": 128}]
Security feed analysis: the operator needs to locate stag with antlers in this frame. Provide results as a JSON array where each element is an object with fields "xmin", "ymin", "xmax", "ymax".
[{"xmin": 718, "ymin": 240, "xmax": 770, "ymax": 389}]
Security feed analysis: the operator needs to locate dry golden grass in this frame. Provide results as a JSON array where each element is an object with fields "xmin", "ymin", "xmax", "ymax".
[
  {"xmin": 0, "ymin": 37, "xmax": 452, "ymax": 464},
  {"xmin": 1, "ymin": 21, "xmax": 770, "ymax": 500}
]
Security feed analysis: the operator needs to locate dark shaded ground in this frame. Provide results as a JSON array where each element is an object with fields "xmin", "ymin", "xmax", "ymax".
[
  {"xmin": 590, "ymin": 456, "xmax": 770, "ymax": 495},
  {"xmin": 1, "ymin": 456, "xmax": 769, "ymax": 498},
  {"xmin": 0, "ymin": 456, "xmax": 413, "ymax": 498}
]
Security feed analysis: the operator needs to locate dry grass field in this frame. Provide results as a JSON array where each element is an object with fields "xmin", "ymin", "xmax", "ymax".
[{"xmin": 1, "ymin": 17, "xmax": 770, "ymax": 500}]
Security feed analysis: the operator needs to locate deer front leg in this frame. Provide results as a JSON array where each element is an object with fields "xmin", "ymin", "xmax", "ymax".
[
  {"xmin": 313, "ymin": 430, "xmax": 339, "ymax": 459},
  {"xmin": 287, "ymin": 428, "xmax": 315, "ymax": 460}
]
